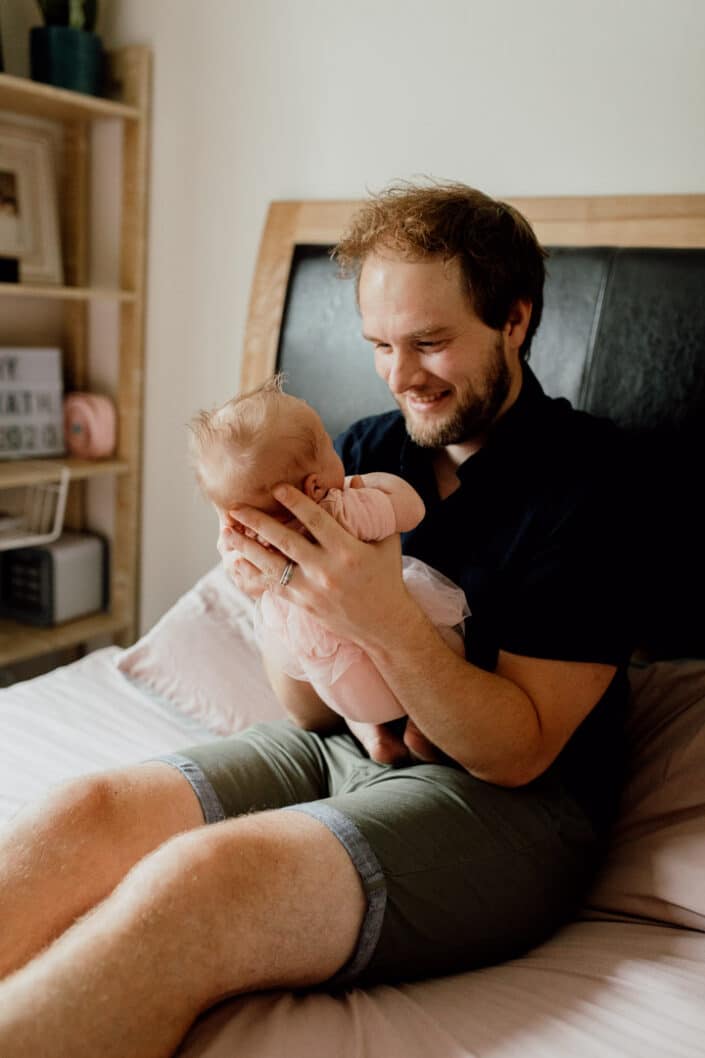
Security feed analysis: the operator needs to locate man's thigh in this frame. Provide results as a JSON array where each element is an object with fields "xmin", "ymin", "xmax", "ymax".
[
  {"xmin": 153, "ymin": 721, "xmax": 342, "ymax": 821},
  {"xmin": 311, "ymin": 761, "xmax": 602, "ymax": 986},
  {"xmin": 154, "ymin": 723, "xmax": 601, "ymax": 987}
]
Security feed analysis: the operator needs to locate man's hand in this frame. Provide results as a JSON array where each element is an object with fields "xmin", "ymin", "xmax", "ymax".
[
  {"xmin": 217, "ymin": 525, "xmax": 270, "ymax": 599},
  {"xmin": 229, "ymin": 486, "xmax": 449, "ymax": 766},
  {"xmin": 229, "ymin": 483, "xmax": 415, "ymax": 647}
]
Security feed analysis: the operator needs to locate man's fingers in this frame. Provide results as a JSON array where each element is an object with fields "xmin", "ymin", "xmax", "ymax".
[
  {"xmin": 271, "ymin": 484, "xmax": 345, "ymax": 545},
  {"xmin": 230, "ymin": 510, "xmax": 310, "ymax": 566},
  {"xmin": 232, "ymin": 487, "xmax": 339, "ymax": 559},
  {"xmin": 219, "ymin": 551, "xmax": 269, "ymax": 599},
  {"xmin": 227, "ymin": 529, "xmax": 300, "ymax": 587}
]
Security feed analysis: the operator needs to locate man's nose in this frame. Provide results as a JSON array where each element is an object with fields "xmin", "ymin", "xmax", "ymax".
[{"xmin": 387, "ymin": 349, "xmax": 425, "ymax": 393}]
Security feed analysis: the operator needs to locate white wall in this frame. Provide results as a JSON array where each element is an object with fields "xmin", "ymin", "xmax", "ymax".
[{"xmin": 4, "ymin": 0, "xmax": 705, "ymax": 630}]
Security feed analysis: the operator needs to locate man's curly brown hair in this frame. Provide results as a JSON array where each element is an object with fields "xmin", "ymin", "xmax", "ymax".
[{"xmin": 332, "ymin": 181, "xmax": 548, "ymax": 359}]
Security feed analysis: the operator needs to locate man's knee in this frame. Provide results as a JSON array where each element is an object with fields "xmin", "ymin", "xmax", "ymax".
[
  {"xmin": 36, "ymin": 772, "xmax": 119, "ymax": 839},
  {"xmin": 112, "ymin": 809, "xmax": 368, "ymax": 995},
  {"xmin": 31, "ymin": 762, "xmax": 204, "ymax": 861},
  {"xmin": 121, "ymin": 810, "xmax": 306, "ymax": 903}
]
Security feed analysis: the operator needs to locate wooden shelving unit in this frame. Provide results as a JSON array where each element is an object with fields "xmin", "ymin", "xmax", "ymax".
[
  {"xmin": 0, "ymin": 457, "xmax": 129, "ymax": 488},
  {"xmin": 0, "ymin": 283, "xmax": 136, "ymax": 302},
  {"xmin": 0, "ymin": 47, "xmax": 151, "ymax": 669}
]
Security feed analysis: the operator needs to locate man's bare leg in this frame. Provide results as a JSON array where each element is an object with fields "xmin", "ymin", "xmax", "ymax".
[
  {"xmin": 0, "ymin": 809, "xmax": 367, "ymax": 1058},
  {"xmin": 0, "ymin": 763, "xmax": 205, "ymax": 979}
]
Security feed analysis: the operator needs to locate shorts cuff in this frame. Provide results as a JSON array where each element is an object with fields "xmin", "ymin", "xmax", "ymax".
[
  {"xmin": 285, "ymin": 802, "xmax": 387, "ymax": 989},
  {"xmin": 149, "ymin": 753, "xmax": 226, "ymax": 824}
]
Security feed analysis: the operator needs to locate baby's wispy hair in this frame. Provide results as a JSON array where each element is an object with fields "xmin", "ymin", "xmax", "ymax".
[{"xmin": 188, "ymin": 373, "xmax": 322, "ymax": 508}]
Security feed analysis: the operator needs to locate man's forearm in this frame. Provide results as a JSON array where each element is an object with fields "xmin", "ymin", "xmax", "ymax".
[
  {"xmin": 260, "ymin": 651, "xmax": 344, "ymax": 733},
  {"xmin": 362, "ymin": 603, "xmax": 544, "ymax": 786}
]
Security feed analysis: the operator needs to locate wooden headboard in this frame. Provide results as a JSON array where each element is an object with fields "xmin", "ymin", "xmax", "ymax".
[{"xmin": 240, "ymin": 193, "xmax": 705, "ymax": 392}]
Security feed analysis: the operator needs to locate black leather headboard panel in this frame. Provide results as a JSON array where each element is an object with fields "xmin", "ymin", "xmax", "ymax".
[
  {"xmin": 277, "ymin": 244, "xmax": 705, "ymax": 659},
  {"xmin": 276, "ymin": 246, "xmax": 395, "ymax": 439}
]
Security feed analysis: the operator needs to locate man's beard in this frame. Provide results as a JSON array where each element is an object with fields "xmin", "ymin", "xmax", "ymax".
[{"xmin": 400, "ymin": 336, "xmax": 513, "ymax": 448}]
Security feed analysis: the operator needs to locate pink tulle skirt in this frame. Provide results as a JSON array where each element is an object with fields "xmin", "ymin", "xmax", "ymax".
[{"xmin": 255, "ymin": 556, "xmax": 469, "ymax": 692}]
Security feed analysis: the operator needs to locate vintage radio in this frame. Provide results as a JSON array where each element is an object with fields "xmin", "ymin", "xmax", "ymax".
[{"xmin": 0, "ymin": 531, "xmax": 108, "ymax": 626}]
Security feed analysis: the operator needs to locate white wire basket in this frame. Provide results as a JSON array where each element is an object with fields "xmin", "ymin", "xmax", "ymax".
[{"xmin": 0, "ymin": 467, "xmax": 70, "ymax": 551}]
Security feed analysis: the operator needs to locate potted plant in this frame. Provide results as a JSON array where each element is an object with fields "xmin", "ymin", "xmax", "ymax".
[{"xmin": 30, "ymin": 1, "xmax": 103, "ymax": 96}]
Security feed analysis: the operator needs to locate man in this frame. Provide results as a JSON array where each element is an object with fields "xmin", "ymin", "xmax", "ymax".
[{"xmin": 0, "ymin": 183, "xmax": 633, "ymax": 1058}]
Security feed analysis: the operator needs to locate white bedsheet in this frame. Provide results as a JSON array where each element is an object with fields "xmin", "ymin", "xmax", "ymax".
[
  {"xmin": 0, "ymin": 646, "xmax": 217, "ymax": 824},
  {"xmin": 177, "ymin": 922, "xmax": 705, "ymax": 1058},
  {"xmin": 2, "ymin": 650, "xmax": 705, "ymax": 1058}
]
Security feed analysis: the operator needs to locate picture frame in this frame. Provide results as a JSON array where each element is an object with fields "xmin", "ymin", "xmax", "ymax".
[{"xmin": 0, "ymin": 122, "xmax": 63, "ymax": 285}]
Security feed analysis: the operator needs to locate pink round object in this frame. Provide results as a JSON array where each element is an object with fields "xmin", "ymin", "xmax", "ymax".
[{"xmin": 63, "ymin": 392, "xmax": 117, "ymax": 459}]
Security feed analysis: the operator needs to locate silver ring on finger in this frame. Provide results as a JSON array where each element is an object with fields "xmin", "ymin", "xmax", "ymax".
[{"xmin": 279, "ymin": 560, "xmax": 296, "ymax": 588}]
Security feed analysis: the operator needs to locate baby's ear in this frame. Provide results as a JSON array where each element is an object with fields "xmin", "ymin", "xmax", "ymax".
[{"xmin": 303, "ymin": 473, "xmax": 326, "ymax": 501}]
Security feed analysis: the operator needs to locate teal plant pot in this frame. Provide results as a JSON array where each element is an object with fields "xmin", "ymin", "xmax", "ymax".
[{"xmin": 30, "ymin": 26, "xmax": 103, "ymax": 96}]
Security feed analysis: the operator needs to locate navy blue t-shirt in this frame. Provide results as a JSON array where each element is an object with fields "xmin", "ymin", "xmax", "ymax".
[{"xmin": 334, "ymin": 364, "xmax": 636, "ymax": 829}]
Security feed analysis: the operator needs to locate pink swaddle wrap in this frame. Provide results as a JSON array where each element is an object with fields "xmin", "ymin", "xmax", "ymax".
[
  {"xmin": 63, "ymin": 393, "xmax": 117, "ymax": 459},
  {"xmin": 252, "ymin": 479, "xmax": 470, "ymax": 723}
]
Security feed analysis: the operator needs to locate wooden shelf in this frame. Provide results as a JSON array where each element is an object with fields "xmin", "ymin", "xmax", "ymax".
[
  {"xmin": 0, "ymin": 46, "xmax": 150, "ymax": 665},
  {"xmin": 0, "ymin": 71, "xmax": 141, "ymax": 122},
  {"xmin": 0, "ymin": 611, "xmax": 129, "ymax": 667},
  {"xmin": 0, "ymin": 283, "xmax": 136, "ymax": 302},
  {"xmin": 0, "ymin": 458, "xmax": 129, "ymax": 489}
]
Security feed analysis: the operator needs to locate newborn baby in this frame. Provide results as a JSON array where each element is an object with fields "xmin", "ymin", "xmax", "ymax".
[{"xmin": 189, "ymin": 376, "xmax": 469, "ymax": 757}]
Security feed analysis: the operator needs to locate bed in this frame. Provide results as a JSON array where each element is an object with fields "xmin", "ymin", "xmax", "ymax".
[{"xmin": 2, "ymin": 192, "xmax": 705, "ymax": 1058}]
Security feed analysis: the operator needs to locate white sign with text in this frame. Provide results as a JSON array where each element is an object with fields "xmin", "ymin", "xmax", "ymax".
[{"xmin": 0, "ymin": 348, "xmax": 65, "ymax": 458}]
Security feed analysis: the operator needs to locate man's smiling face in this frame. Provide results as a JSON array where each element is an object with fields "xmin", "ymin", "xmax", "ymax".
[{"xmin": 359, "ymin": 251, "xmax": 524, "ymax": 452}]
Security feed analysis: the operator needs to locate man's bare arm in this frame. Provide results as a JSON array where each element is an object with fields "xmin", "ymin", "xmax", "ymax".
[{"xmin": 361, "ymin": 602, "xmax": 616, "ymax": 786}]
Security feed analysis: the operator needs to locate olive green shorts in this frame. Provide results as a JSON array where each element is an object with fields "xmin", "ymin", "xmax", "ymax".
[{"xmin": 154, "ymin": 721, "xmax": 601, "ymax": 989}]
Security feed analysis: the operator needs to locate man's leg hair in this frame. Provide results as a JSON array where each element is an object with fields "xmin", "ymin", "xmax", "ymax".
[
  {"xmin": 0, "ymin": 807, "xmax": 367, "ymax": 1058},
  {"xmin": 0, "ymin": 761, "xmax": 204, "ymax": 980}
]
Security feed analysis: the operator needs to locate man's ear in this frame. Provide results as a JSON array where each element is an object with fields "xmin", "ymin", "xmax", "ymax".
[
  {"xmin": 504, "ymin": 299, "xmax": 532, "ymax": 348},
  {"xmin": 303, "ymin": 473, "xmax": 326, "ymax": 501}
]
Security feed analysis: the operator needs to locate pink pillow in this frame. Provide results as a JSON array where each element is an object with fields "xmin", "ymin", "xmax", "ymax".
[
  {"xmin": 586, "ymin": 659, "xmax": 705, "ymax": 930},
  {"xmin": 116, "ymin": 565, "xmax": 285, "ymax": 735}
]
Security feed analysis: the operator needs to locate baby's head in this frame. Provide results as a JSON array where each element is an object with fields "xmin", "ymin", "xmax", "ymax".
[{"xmin": 189, "ymin": 375, "xmax": 344, "ymax": 525}]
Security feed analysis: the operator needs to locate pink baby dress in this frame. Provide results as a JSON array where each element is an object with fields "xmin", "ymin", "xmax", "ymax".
[{"xmin": 254, "ymin": 477, "xmax": 469, "ymax": 723}]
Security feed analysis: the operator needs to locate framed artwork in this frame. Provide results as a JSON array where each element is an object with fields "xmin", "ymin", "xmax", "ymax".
[{"xmin": 0, "ymin": 123, "xmax": 63, "ymax": 285}]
